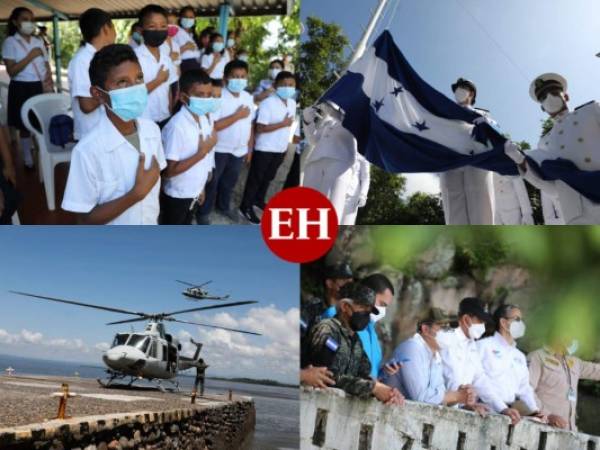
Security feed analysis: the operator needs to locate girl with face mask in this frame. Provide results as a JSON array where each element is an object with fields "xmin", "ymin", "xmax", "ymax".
[
  {"xmin": 200, "ymin": 33, "xmax": 230, "ymax": 81},
  {"xmin": 174, "ymin": 6, "xmax": 203, "ymax": 73},
  {"xmin": 2, "ymin": 7, "xmax": 53, "ymax": 169},
  {"xmin": 253, "ymin": 59, "xmax": 286, "ymax": 104}
]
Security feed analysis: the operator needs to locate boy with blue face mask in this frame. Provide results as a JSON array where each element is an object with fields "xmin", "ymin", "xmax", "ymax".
[
  {"xmin": 240, "ymin": 71, "xmax": 297, "ymax": 224},
  {"xmin": 196, "ymin": 60, "xmax": 255, "ymax": 224},
  {"xmin": 160, "ymin": 69, "xmax": 217, "ymax": 224},
  {"xmin": 62, "ymin": 44, "xmax": 166, "ymax": 225}
]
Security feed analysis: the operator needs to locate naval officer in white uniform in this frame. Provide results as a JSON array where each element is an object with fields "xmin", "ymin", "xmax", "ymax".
[
  {"xmin": 505, "ymin": 73, "xmax": 600, "ymax": 224},
  {"xmin": 440, "ymin": 78, "xmax": 495, "ymax": 225},
  {"xmin": 493, "ymin": 174, "xmax": 534, "ymax": 225}
]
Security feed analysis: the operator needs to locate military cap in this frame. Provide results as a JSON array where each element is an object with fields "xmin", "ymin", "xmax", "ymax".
[{"xmin": 529, "ymin": 73, "xmax": 567, "ymax": 102}]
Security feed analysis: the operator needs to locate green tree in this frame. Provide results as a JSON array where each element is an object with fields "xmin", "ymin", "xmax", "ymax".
[
  {"xmin": 357, "ymin": 166, "xmax": 406, "ymax": 224},
  {"xmin": 401, "ymin": 192, "xmax": 445, "ymax": 224},
  {"xmin": 298, "ymin": 16, "xmax": 349, "ymax": 107}
]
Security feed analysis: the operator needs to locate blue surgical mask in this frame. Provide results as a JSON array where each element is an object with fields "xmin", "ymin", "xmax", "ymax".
[
  {"xmin": 180, "ymin": 17, "xmax": 195, "ymax": 29},
  {"xmin": 277, "ymin": 86, "xmax": 296, "ymax": 100},
  {"xmin": 132, "ymin": 31, "xmax": 143, "ymax": 45},
  {"xmin": 210, "ymin": 97, "xmax": 222, "ymax": 113},
  {"xmin": 228, "ymin": 78, "xmax": 248, "ymax": 93},
  {"xmin": 227, "ymin": 38, "xmax": 235, "ymax": 48},
  {"xmin": 99, "ymin": 84, "xmax": 148, "ymax": 122},
  {"xmin": 238, "ymin": 54, "xmax": 248, "ymax": 62},
  {"xmin": 187, "ymin": 96, "xmax": 213, "ymax": 116},
  {"xmin": 213, "ymin": 42, "xmax": 225, "ymax": 53}
]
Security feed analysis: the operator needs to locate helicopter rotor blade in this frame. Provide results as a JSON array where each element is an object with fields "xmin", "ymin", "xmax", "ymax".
[
  {"xmin": 167, "ymin": 318, "xmax": 262, "ymax": 336},
  {"xmin": 201, "ymin": 295, "xmax": 228, "ymax": 300},
  {"xmin": 163, "ymin": 300, "xmax": 258, "ymax": 317},
  {"xmin": 175, "ymin": 280, "xmax": 196, "ymax": 287},
  {"xmin": 106, "ymin": 317, "xmax": 150, "ymax": 326},
  {"xmin": 9, "ymin": 291, "xmax": 147, "ymax": 317},
  {"xmin": 198, "ymin": 280, "xmax": 213, "ymax": 288}
]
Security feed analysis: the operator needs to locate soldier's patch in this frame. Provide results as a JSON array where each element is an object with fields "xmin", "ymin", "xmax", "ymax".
[{"xmin": 325, "ymin": 337, "xmax": 339, "ymax": 352}]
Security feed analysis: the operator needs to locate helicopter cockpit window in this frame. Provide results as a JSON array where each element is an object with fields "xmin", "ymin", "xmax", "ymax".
[
  {"xmin": 128, "ymin": 335, "xmax": 150, "ymax": 353},
  {"xmin": 112, "ymin": 333, "xmax": 130, "ymax": 348}
]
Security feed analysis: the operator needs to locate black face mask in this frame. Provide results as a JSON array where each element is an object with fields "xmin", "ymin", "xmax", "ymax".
[
  {"xmin": 142, "ymin": 29, "xmax": 168, "ymax": 47},
  {"xmin": 349, "ymin": 310, "xmax": 371, "ymax": 332}
]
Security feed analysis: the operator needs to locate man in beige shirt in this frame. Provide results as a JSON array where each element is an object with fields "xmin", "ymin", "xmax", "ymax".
[{"xmin": 528, "ymin": 339, "xmax": 600, "ymax": 431}]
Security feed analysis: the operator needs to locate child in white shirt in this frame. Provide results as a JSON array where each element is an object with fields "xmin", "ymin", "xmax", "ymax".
[{"xmin": 201, "ymin": 32, "xmax": 230, "ymax": 80}]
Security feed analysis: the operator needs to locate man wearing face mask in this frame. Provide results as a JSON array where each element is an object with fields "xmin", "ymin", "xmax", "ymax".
[
  {"xmin": 358, "ymin": 274, "xmax": 395, "ymax": 378},
  {"xmin": 504, "ymin": 73, "xmax": 600, "ymax": 224},
  {"xmin": 439, "ymin": 78, "xmax": 495, "ymax": 225},
  {"xmin": 436, "ymin": 297, "xmax": 506, "ymax": 417},
  {"xmin": 306, "ymin": 282, "xmax": 404, "ymax": 405},
  {"xmin": 381, "ymin": 308, "xmax": 476, "ymax": 407},
  {"xmin": 527, "ymin": 331, "xmax": 600, "ymax": 431},
  {"xmin": 477, "ymin": 305, "xmax": 546, "ymax": 426}
]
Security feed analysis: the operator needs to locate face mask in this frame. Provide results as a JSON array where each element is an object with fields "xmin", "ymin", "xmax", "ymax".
[
  {"xmin": 99, "ymin": 84, "xmax": 148, "ymax": 122},
  {"xmin": 566, "ymin": 339, "xmax": 579, "ymax": 355},
  {"xmin": 509, "ymin": 320, "xmax": 526, "ymax": 339},
  {"xmin": 213, "ymin": 42, "xmax": 225, "ymax": 53},
  {"xmin": 269, "ymin": 68, "xmax": 282, "ymax": 80},
  {"xmin": 238, "ymin": 54, "xmax": 248, "ymax": 62},
  {"xmin": 228, "ymin": 78, "xmax": 248, "ymax": 93},
  {"xmin": 468, "ymin": 322, "xmax": 486, "ymax": 340},
  {"xmin": 167, "ymin": 24, "xmax": 178, "ymax": 38},
  {"xmin": 210, "ymin": 97, "xmax": 222, "ymax": 113},
  {"xmin": 142, "ymin": 29, "xmax": 168, "ymax": 48},
  {"xmin": 227, "ymin": 38, "xmax": 235, "ymax": 48},
  {"xmin": 132, "ymin": 32, "xmax": 143, "ymax": 45},
  {"xmin": 542, "ymin": 94, "xmax": 565, "ymax": 115},
  {"xmin": 19, "ymin": 21, "xmax": 36, "ymax": 35},
  {"xmin": 349, "ymin": 310, "xmax": 371, "ymax": 332},
  {"xmin": 454, "ymin": 87, "xmax": 470, "ymax": 104},
  {"xmin": 180, "ymin": 18, "xmax": 195, "ymax": 29},
  {"xmin": 370, "ymin": 306, "xmax": 386, "ymax": 323},
  {"xmin": 187, "ymin": 96, "xmax": 213, "ymax": 116},
  {"xmin": 277, "ymin": 86, "xmax": 296, "ymax": 100}
]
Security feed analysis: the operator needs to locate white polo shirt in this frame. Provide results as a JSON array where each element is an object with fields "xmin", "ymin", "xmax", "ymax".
[
  {"xmin": 2, "ymin": 34, "xmax": 48, "ymax": 82},
  {"xmin": 255, "ymin": 94, "xmax": 296, "ymax": 153},
  {"xmin": 68, "ymin": 42, "xmax": 103, "ymax": 140},
  {"xmin": 213, "ymin": 88, "xmax": 256, "ymax": 157},
  {"xmin": 200, "ymin": 51, "xmax": 230, "ymax": 79},
  {"xmin": 134, "ymin": 44, "xmax": 178, "ymax": 123},
  {"xmin": 478, "ymin": 332, "xmax": 538, "ymax": 412},
  {"xmin": 161, "ymin": 39, "xmax": 181, "ymax": 67},
  {"xmin": 172, "ymin": 27, "xmax": 201, "ymax": 61},
  {"xmin": 161, "ymin": 106, "xmax": 213, "ymax": 199},
  {"xmin": 62, "ymin": 113, "xmax": 167, "ymax": 225}
]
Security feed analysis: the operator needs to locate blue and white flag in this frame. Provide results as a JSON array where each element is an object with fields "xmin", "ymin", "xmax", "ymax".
[{"xmin": 320, "ymin": 30, "xmax": 519, "ymax": 176}]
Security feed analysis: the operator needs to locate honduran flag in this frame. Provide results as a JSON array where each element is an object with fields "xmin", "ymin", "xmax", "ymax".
[{"xmin": 319, "ymin": 30, "xmax": 519, "ymax": 176}]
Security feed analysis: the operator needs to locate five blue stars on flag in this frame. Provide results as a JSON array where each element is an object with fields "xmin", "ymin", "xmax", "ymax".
[{"xmin": 372, "ymin": 83, "xmax": 430, "ymax": 133}]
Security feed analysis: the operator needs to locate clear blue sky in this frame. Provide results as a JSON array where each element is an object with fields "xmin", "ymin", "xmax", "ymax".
[
  {"xmin": 302, "ymin": 0, "xmax": 600, "ymax": 194},
  {"xmin": 0, "ymin": 228, "xmax": 299, "ymax": 384}
]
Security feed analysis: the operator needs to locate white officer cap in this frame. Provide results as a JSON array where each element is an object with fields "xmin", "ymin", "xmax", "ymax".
[{"xmin": 529, "ymin": 73, "xmax": 568, "ymax": 102}]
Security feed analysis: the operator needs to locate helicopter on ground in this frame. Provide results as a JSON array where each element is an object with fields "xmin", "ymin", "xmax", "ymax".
[
  {"xmin": 8, "ymin": 291, "xmax": 261, "ymax": 391},
  {"xmin": 176, "ymin": 280, "xmax": 231, "ymax": 301}
]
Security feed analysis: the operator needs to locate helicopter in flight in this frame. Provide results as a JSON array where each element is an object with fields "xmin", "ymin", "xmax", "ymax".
[
  {"xmin": 9, "ymin": 291, "xmax": 261, "ymax": 391},
  {"xmin": 176, "ymin": 280, "xmax": 231, "ymax": 301}
]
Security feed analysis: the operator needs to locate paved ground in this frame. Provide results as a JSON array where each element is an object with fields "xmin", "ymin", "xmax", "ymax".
[{"xmin": 0, "ymin": 374, "xmax": 242, "ymax": 429}]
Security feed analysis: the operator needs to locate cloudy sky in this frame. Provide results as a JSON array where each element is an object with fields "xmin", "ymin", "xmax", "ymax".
[{"xmin": 0, "ymin": 227, "xmax": 298, "ymax": 384}]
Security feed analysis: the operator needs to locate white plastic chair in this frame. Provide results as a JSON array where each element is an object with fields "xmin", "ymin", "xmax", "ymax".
[{"xmin": 21, "ymin": 93, "xmax": 74, "ymax": 211}]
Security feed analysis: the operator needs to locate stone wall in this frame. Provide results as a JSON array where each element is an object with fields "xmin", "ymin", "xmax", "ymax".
[
  {"xmin": 0, "ymin": 399, "xmax": 255, "ymax": 450},
  {"xmin": 301, "ymin": 387, "xmax": 600, "ymax": 450}
]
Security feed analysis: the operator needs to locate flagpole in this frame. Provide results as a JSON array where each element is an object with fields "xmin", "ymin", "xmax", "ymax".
[{"xmin": 349, "ymin": 0, "xmax": 391, "ymax": 66}]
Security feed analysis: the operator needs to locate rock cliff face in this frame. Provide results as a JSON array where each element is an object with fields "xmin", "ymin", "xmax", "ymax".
[{"xmin": 301, "ymin": 387, "xmax": 600, "ymax": 450}]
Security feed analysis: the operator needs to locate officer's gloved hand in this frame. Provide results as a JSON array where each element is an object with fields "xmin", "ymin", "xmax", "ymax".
[{"xmin": 504, "ymin": 141, "xmax": 525, "ymax": 164}]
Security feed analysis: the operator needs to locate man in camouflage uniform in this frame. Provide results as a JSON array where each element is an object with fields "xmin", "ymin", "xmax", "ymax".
[{"xmin": 306, "ymin": 282, "xmax": 404, "ymax": 405}]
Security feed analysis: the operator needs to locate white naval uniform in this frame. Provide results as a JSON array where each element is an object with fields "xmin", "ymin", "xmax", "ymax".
[
  {"xmin": 493, "ymin": 174, "xmax": 534, "ymax": 225},
  {"xmin": 541, "ymin": 192, "xmax": 565, "ymax": 225},
  {"xmin": 437, "ymin": 327, "xmax": 508, "ymax": 413},
  {"xmin": 477, "ymin": 332, "xmax": 538, "ymax": 413},
  {"xmin": 521, "ymin": 102, "xmax": 600, "ymax": 224},
  {"xmin": 301, "ymin": 116, "xmax": 357, "ymax": 224},
  {"xmin": 440, "ymin": 106, "xmax": 495, "ymax": 225},
  {"xmin": 340, "ymin": 153, "xmax": 370, "ymax": 225}
]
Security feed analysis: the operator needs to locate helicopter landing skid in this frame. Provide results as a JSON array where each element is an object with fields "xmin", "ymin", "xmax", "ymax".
[{"xmin": 97, "ymin": 372, "xmax": 179, "ymax": 392}]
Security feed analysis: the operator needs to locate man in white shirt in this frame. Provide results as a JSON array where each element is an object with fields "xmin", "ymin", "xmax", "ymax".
[
  {"xmin": 68, "ymin": 8, "xmax": 115, "ymax": 141},
  {"xmin": 437, "ymin": 298, "xmax": 513, "ymax": 420},
  {"xmin": 134, "ymin": 5, "xmax": 178, "ymax": 127},
  {"xmin": 478, "ymin": 305, "xmax": 546, "ymax": 425},
  {"xmin": 381, "ymin": 308, "xmax": 475, "ymax": 407},
  {"xmin": 62, "ymin": 44, "xmax": 165, "ymax": 225},
  {"xmin": 197, "ymin": 59, "xmax": 255, "ymax": 224},
  {"xmin": 240, "ymin": 71, "xmax": 296, "ymax": 223}
]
